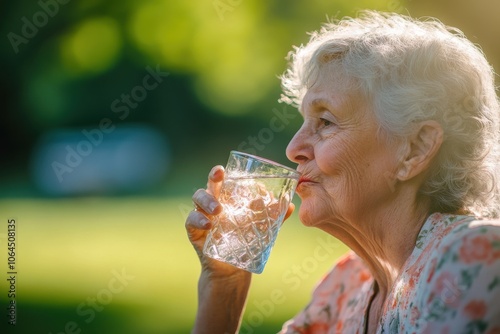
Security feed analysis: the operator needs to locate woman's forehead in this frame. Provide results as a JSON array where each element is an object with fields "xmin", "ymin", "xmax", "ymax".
[
  {"xmin": 301, "ymin": 80, "xmax": 359, "ymax": 112},
  {"xmin": 300, "ymin": 80, "xmax": 374, "ymax": 126}
]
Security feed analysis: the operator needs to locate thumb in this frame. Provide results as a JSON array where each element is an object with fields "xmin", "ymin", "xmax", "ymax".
[{"xmin": 284, "ymin": 203, "xmax": 295, "ymax": 221}]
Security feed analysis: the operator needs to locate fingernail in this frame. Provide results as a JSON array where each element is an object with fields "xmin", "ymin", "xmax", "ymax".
[
  {"xmin": 209, "ymin": 202, "xmax": 219, "ymax": 213},
  {"xmin": 211, "ymin": 166, "xmax": 224, "ymax": 179},
  {"xmin": 200, "ymin": 218, "xmax": 211, "ymax": 229},
  {"xmin": 210, "ymin": 167, "xmax": 219, "ymax": 178}
]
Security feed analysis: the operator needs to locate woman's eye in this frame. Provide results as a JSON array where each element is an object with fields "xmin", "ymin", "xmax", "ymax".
[{"xmin": 320, "ymin": 118, "xmax": 333, "ymax": 127}]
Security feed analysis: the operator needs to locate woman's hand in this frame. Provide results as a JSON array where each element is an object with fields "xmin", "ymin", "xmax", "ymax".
[
  {"xmin": 186, "ymin": 164, "xmax": 296, "ymax": 279},
  {"xmin": 186, "ymin": 164, "xmax": 295, "ymax": 334},
  {"xmin": 186, "ymin": 165, "xmax": 250, "ymax": 279},
  {"xmin": 187, "ymin": 165, "xmax": 250, "ymax": 333}
]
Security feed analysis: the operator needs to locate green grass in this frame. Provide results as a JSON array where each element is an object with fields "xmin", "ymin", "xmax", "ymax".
[{"xmin": 0, "ymin": 197, "xmax": 347, "ymax": 333}]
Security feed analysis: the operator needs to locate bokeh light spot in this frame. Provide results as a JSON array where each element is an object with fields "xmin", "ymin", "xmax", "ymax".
[{"xmin": 61, "ymin": 17, "xmax": 122, "ymax": 74}]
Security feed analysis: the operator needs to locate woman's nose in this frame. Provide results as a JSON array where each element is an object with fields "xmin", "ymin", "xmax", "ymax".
[{"xmin": 286, "ymin": 125, "xmax": 313, "ymax": 164}]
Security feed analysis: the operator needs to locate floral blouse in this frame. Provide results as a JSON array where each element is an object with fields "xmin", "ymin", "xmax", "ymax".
[{"xmin": 280, "ymin": 213, "xmax": 500, "ymax": 333}]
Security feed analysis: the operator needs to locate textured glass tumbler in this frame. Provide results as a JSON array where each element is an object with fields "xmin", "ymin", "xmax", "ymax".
[{"xmin": 203, "ymin": 151, "xmax": 300, "ymax": 274}]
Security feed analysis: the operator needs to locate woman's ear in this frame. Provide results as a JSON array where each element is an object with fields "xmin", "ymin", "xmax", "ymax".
[{"xmin": 396, "ymin": 120, "xmax": 444, "ymax": 181}]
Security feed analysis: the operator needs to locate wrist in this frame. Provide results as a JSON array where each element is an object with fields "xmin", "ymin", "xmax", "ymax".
[{"xmin": 199, "ymin": 269, "xmax": 251, "ymax": 290}]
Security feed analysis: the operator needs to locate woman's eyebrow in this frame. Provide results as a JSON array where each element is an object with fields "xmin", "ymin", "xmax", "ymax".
[
  {"xmin": 309, "ymin": 98, "xmax": 342, "ymax": 117},
  {"xmin": 310, "ymin": 98, "xmax": 329, "ymax": 109},
  {"xmin": 301, "ymin": 95, "xmax": 345, "ymax": 119},
  {"xmin": 310, "ymin": 97, "xmax": 342, "ymax": 112}
]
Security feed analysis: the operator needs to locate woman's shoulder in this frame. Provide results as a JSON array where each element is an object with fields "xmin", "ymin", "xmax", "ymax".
[
  {"xmin": 430, "ymin": 215, "xmax": 500, "ymax": 275},
  {"xmin": 407, "ymin": 215, "xmax": 500, "ymax": 331},
  {"xmin": 414, "ymin": 213, "xmax": 500, "ymax": 275},
  {"xmin": 318, "ymin": 251, "xmax": 370, "ymax": 282},
  {"xmin": 312, "ymin": 251, "xmax": 372, "ymax": 299},
  {"xmin": 280, "ymin": 251, "xmax": 374, "ymax": 333},
  {"xmin": 432, "ymin": 214, "xmax": 500, "ymax": 253},
  {"xmin": 417, "ymin": 213, "xmax": 500, "ymax": 251}
]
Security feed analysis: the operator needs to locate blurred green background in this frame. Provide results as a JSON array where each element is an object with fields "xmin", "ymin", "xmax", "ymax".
[{"xmin": 0, "ymin": 0, "xmax": 498, "ymax": 333}]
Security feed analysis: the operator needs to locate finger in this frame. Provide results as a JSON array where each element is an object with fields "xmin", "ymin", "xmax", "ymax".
[
  {"xmin": 192, "ymin": 189, "xmax": 221, "ymax": 215},
  {"xmin": 284, "ymin": 203, "xmax": 295, "ymax": 220},
  {"xmin": 207, "ymin": 165, "xmax": 224, "ymax": 198},
  {"xmin": 185, "ymin": 210, "xmax": 212, "ymax": 236}
]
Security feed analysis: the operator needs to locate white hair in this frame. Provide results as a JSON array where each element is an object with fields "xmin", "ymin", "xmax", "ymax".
[{"xmin": 281, "ymin": 11, "xmax": 500, "ymax": 217}]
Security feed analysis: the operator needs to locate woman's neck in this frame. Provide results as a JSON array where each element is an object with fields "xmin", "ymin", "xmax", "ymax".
[{"xmin": 320, "ymin": 197, "xmax": 431, "ymax": 298}]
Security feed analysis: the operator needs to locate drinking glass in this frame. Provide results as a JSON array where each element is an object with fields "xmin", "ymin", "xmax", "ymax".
[{"xmin": 203, "ymin": 151, "xmax": 300, "ymax": 274}]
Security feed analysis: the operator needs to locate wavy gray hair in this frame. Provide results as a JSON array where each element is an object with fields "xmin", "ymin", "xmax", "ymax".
[{"xmin": 280, "ymin": 11, "xmax": 500, "ymax": 218}]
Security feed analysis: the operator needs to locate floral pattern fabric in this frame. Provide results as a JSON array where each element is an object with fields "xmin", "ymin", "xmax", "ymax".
[{"xmin": 280, "ymin": 213, "xmax": 500, "ymax": 333}]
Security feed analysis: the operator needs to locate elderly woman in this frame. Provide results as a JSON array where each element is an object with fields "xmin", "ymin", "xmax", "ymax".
[{"xmin": 186, "ymin": 11, "xmax": 500, "ymax": 333}]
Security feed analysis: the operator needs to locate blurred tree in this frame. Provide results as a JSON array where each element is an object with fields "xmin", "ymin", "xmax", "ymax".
[
  {"xmin": 1, "ymin": 0, "xmax": 398, "ymax": 187},
  {"xmin": 10, "ymin": 0, "xmax": 498, "ymax": 195}
]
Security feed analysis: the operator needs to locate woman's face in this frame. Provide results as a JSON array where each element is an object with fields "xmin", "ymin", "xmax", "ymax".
[{"xmin": 286, "ymin": 76, "xmax": 401, "ymax": 229}]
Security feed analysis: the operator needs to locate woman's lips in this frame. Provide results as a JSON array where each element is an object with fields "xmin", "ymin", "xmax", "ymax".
[{"xmin": 298, "ymin": 176, "xmax": 315, "ymax": 186}]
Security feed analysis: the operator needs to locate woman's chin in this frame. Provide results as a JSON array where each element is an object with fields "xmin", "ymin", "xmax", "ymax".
[
  {"xmin": 297, "ymin": 195, "xmax": 339, "ymax": 228},
  {"xmin": 298, "ymin": 205, "xmax": 321, "ymax": 227}
]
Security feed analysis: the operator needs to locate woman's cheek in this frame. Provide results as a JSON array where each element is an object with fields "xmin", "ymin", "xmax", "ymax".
[{"xmin": 315, "ymin": 143, "xmax": 340, "ymax": 174}]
